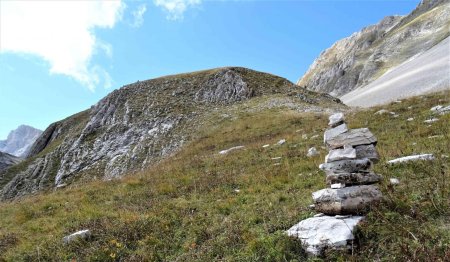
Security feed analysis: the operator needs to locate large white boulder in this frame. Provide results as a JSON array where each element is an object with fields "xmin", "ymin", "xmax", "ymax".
[{"xmin": 287, "ymin": 216, "xmax": 364, "ymax": 256}]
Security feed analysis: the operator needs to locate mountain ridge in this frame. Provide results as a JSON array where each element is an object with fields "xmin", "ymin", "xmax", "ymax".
[
  {"xmin": 1, "ymin": 67, "xmax": 343, "ymax": 200},
  {"xmin": 297, "ymin": 0, "xmax": 449, "ymax": 97}
]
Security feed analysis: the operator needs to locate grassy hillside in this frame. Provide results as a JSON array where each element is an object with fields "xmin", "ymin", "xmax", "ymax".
[{"xmin": 0, "ymin": 91, "xmax": 449, "ymax": 261}]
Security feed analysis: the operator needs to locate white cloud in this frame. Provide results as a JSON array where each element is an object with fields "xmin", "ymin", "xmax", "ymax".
[
  {"xmin": 0, "ymin": 1, "xmax": 125, "ymax": 91},
  {"xmin": 154, "ymin": 0, "xmax": 201, "ymax": 20},
  {"xmin": 131, "ymin": 4, "xmax": 147, "ymax": 27}
]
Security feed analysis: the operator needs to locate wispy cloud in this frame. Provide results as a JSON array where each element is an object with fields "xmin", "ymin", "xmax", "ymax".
[
  {"xmin": 131, "ymin": 4, "xmax": 147, "ymax": 28},
  {"xmin": 0, "ymin": 1, "xmax": 125, "ymax": 91},
  {"xmin": 154, "ymin": 0, "xmax": 202, "ymax": 20}
]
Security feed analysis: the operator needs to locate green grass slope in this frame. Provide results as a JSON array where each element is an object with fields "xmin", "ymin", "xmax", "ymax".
[{"xmin": 0, "ymin": 91, "xmax": 449, "ymax": 261}]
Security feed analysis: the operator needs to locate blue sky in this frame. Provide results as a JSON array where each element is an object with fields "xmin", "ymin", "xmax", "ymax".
[{"xmin": 0, "ymin": 0, "xmax": 418, "ymax": 139}]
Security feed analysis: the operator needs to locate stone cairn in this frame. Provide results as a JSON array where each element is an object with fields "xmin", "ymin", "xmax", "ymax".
[{"xmin": 287, "ymin": 113, "xmax": 383, "ymax": 256}]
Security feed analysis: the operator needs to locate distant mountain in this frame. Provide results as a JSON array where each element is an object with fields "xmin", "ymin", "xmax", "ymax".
[
  {"xmin": 298, "ymin": 0, "xmax": 449, "ymax": 100},
  {"xmin": 0, "ymin": 67, "xmax": 343, "ymax": 199},
  {"xmin": 0, "ymin": 125, "xmax": 42, "ymax": 157},
  {"xmin": 0, "ymin": 151, "xmax": 22, "ymax": 172}
]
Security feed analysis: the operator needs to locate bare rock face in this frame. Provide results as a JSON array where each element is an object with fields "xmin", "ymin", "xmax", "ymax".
[
  {"xmin": 0, "ymin": 125, "xmax": 42, "ymax": 157},
  {"xmin": 312, "ymin": 185, "xmax": 383, "ymax": 215},
  {"xmin": 298, "ymin": 0, "xmax": 449, "ymax": 97},
  {"xmin": 194, "ymin": 69, "xmax": 253, "ymax": 103}
]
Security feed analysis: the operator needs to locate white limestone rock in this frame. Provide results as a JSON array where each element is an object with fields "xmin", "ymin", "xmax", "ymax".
[
  {"xmin": 277, "ymin": 139, "xmax": 286, "ymax": 145},
  {"xmin": 219, "ymin": 146, "xmax": 245, "ymax": 155},
  {"xmin": 375, "ymin": 109, "xmax": 388, "ymax": 115},
  {"xmin": 424, "ymin": 118, "xmax": 439, "ymax": 123},
  {"xmin": 286, "ymin": 216, "xmax": 364, "ymax": 256},
  {"xmin": 331, "ymin": 183, "xmax": 345, "ymax": 189},
  {"xmin": 325, "ymin": 145, "xmax": 356, "ymax": 163},
  {"xmin": 312, "ymin": 185, "xmax": 382, "ymax": 215},
  {"xmin": 387, "ymin": 154, "xmax": 435, "ymax": 164},
  {"xmin": 307, "ymin": 147, "xmax": 319, "ymax": 157},
  {"xmin": 390, "ymin": 178, "xmax": 400, "ymax": 185},
  {"xmin": 328, "ymin": 113, "xmax": 345, "ymax": 127},
  {"xmin": 63, "ymin": 230, "xmax": 91, "ymax": 244},
  {"xmin": 430, "ymin": 105, "xmax": 443, "ymax": 111},
  {"xmin": 438, "ymin": 105, "xmax": 450, "ymax": 115},
  {"xmin": 324, "ymin": 123, "xmax": 348, "ymax": 144}
]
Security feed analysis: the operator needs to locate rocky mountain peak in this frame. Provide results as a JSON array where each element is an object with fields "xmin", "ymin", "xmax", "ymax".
[{"xmin": 0, "ymin": 125, "xmax": 42, "ymax": 157}]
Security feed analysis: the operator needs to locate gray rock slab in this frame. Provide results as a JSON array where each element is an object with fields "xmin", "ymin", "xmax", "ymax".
[
  {"xmin": 286, "ymin": 215, "xmax": 364, "ymax": 256},
  {"xmin": 325, "ymin": 128, "xmax": 377, "ymax": 149},
  {"xmin": 328, "ymin": 113, "xmax": 345, "ymax": 127},
  {"xmin": 325, "ymin": 146, "xmax": 356, "ymax": 163},
  {"xmin": 312, "ymin": 185, "xmax": 382, "ymax": 215},
  {"xmin": 354, "ymin": 144, "xmax": 379, "ymax": 163},
  {"xmin": 323, "ymin": 123, "xmax": 348, "ymax": 144},
  {"xmin": 326, "ymin": 172, "xmax": 382, "ymax": 186},
  {"xmin": 320, "ymin": 158, "xmax": 372, "ymax": 173}
]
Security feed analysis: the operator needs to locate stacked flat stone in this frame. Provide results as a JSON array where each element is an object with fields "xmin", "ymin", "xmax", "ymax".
[
  {"xmin": 287, "ymin": 113, "xmax": 383, "ymax": 256},
  {"xmin": 316, "ymin": 112, "xmax": 382, "ymax": 215}
]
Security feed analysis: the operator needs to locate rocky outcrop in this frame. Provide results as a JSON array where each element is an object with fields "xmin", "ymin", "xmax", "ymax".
[
  {"xmin": 287, "ymin": 113, "xmax": 382, "ymax": 255},
  {"xmin": 0, "ymin": 67, "xmax": 343, "ymax": 200},
  {"xmin": 0, "ymin": 125, "xmax": 42, "ymax": 157},
  {"xmin": 0, "ymin": 152, "xmax": 22, "ymax": 172},
  {"xmin": 298, "ymin": 0, "xmax": 450, "ymax": 97}
]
